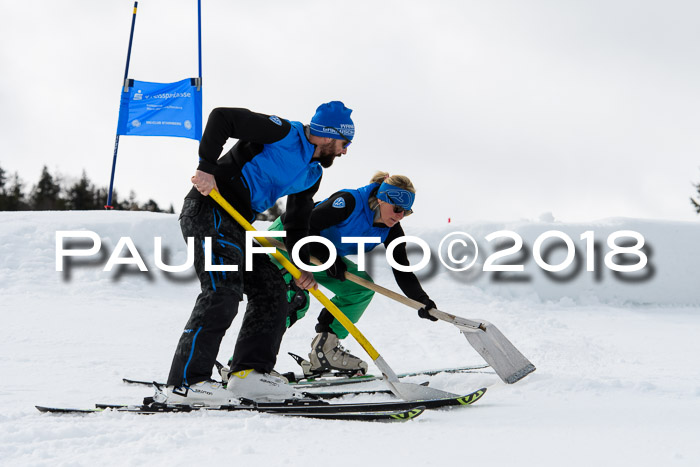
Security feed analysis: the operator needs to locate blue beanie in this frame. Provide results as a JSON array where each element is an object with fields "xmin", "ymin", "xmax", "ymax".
[{"xmin": 309, "ymin": 101, "xmax": 355, "ymax": 140}]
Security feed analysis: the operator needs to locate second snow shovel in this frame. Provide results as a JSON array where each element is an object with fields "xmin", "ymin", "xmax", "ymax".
[
  {"xmin": 265, "ymin": 238, "xmax": 536, "ymax": 384},
  {"xmin": 209, "ymin": 189, "xmax": 457, "ymax": 402},
  {"xmin": 331, "ymin": 272, "xmax": 536, "ymax": 384}
]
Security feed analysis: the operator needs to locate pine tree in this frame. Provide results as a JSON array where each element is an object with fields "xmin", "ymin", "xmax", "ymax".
[
  {"xmin": 66, "ymin": 170, "xmax": 100, "ymax": 210},
  {"xmin": 3, "ymin": 172, "xmax": 28, "ymax": 210},
  {"xmin": 140, "ymin": 199, "xmax": 161, "ymax": 212},
  {"xmin": 122, "ymin": 190, "xmax": 139, "ymax": 211},
  {"xmin": 691, "ymin": 182, "xmax": 700, "ymax": 214},
  {"xmin": 94, "ymin": 186, "xmax": 109, "ymax": 209},
  {"xmin": 30, "ymin": 166, "xmax": 65, "ymax": 210},
  {"xmin": 0, "ymin": 165, "xmax": 6, "ymax": 210}
]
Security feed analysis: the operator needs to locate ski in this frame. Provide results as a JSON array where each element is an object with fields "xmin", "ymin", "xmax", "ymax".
[
  {"xmin": 121, "ymin": 378, "xmax": 419, "ymax": 399},
  {"xmin": 302, "ymin": 387, "xmax": 398, "ymax": 399},
  {"xmin": 36, "ymin": 403, "xmax": 425, "ymax": 422},
  {"xmin": 122, "ymin": 363, "xmax": 491, "ymax": 390},
  {"xmin": 246, "ymin": 388, "xmax": 487, "ymax": 411},
  {"xmin": 36, "ymin": 387, "xmax": 486, "ymax": 420},
  {"xmin": 288, "ymin": 364, "xmax": 491, "ymax": 388},
  {"xmin": 123, "ymin": 377, "xmax": 180, "ymax": 387}
]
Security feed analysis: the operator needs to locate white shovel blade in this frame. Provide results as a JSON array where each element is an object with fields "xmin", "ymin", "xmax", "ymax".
[{"xmin": 460, "ymin": 320, "xmax": 536, "ymax": 384}]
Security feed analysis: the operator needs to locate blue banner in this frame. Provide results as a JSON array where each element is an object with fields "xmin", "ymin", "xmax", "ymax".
[{"xmin": 117, "ymin": 78, "xmax": 202, "ymax": 140}]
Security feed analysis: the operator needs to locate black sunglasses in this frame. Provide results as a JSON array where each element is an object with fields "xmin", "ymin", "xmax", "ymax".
[
  {"xmin": 386, "ymin": 194, "xmax": 413, "ymax": 216},
  {"xmin": 326, "ymin": 126, "xmax": 352, "ymax": 149}
]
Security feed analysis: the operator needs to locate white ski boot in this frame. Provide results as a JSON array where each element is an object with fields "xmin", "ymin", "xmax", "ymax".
[
  {"xmin": 227, "ymin": 369, "xmax": 303, "ymax": 402},
  {"xmin": 219, "ymin": 363, "xmax": 289, "ymax": 384},
  {"xmin": 153, "ymin": 380, "xmax": 238, "ymax": 406}
]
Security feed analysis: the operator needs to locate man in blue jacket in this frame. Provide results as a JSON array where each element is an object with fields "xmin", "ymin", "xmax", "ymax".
[{"xmin": 157, "ymin": 101, "xmax": 354, "ymax": 405}]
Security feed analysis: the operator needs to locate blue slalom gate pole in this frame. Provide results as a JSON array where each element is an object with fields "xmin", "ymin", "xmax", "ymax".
[
  {"xmin": 198, "ymin": 0, "xmax": 202, "ymax": 81},
  {"xmin": 106, "ymin": 1, "xmax": 138, "ymax": 209}
]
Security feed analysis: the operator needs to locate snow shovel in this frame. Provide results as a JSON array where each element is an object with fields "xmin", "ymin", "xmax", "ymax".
[
  {"xmin": 264, "ymin": 238, "xmax": 536, "ymax": 384},
  {"xmin": 209, "ymin": 189, "xmax": 457, "ymax": 401},
  {"xmin": 341, "ymin": 274, "xmax": 536, "ymax": 384}
]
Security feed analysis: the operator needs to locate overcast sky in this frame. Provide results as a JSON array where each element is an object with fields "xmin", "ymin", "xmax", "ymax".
[{"xmin": 1, "ymin": 0, "xmax": 699, "ymax": 225}]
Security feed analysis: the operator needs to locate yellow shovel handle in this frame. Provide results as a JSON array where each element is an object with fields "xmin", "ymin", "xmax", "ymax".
[{"xmin": 209, "ymin": 189, "xmax": 380, "ymax": 361}]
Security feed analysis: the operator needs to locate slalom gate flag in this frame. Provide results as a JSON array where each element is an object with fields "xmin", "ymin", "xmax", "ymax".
[{"xmin": 117, "ymin": 78, "xmax": 202, "ymax": 140}]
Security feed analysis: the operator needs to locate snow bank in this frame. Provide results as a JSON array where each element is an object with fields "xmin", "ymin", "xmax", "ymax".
[{"xmin": 1, "ymin": 210, "xmax": 192, "ymax": 302}]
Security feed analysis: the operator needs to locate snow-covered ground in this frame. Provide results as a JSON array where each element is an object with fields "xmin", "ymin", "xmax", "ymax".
[{"xmin": 1, "ymin": 211, "xmax": 699, "ymax": 466}]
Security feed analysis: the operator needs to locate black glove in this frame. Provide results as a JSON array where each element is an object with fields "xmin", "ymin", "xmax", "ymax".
[
  {"xmin": 326, "ymin": 256, "xmax": 347, "ymax": 281},
  {"xmin": 286, "ymin": 279, "xmax": 308, "ymax": 328},
  {"xmin": 417, "ymin": 298, "xmax": 438, "ymax": 321}
]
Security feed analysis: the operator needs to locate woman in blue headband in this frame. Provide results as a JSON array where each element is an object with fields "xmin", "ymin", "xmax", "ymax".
[{"xmin": 265, "ymin": 171, "xmax": 438, "ymax": 377}]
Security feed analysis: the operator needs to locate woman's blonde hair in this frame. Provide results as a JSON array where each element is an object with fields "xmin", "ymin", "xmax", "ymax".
[
  {"xmin": 369, "ymin": 171, "xmax": 416, "ymax": 193},
  {"xmin": 368, "ymin": 171, "xmax": 415, "ymax": 210}
]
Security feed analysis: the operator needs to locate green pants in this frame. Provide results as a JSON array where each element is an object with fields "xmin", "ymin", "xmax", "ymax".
[{"xmin": 268, "ymin": 217, "xmax": 375, "ymax": 339}]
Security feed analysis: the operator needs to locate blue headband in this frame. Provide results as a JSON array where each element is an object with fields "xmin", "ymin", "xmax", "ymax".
[{"xmin": 376, "ymin": 182, "xmax": 415, "ymax": 210}]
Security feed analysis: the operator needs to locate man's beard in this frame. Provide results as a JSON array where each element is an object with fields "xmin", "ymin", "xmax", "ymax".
[
  {"xmin": 317, "ymin": 142, "xmax": 340, "ymax": 168},
  {"xmin": 318, "ymin": 153, "xmax": 337, "ymax": 168}
]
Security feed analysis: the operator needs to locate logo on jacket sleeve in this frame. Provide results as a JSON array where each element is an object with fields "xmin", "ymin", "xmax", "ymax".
[
  {"xmin": 332, "ymin": 197, "xmax": 346, "ymax": 208},
  {"xmin": 269, "ymin": 115, "xmax": 283, "ymax": 126}
]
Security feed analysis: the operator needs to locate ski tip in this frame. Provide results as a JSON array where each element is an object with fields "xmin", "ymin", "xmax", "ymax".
[
  {"xmin": 122, "ymin": 378, "xmax": 154, "ymax": 387},
  {"xmin": 35, "ymin": 405, "xmax": 99, "ymax": 414},
  {"xmin": 459, "ymin": 387, "xmax": 487, "ymax": 406},
  {"xmin": 277, "ymin": 406, "xmax": 427, "ymax": 422},
  {"xmin": 392, "ymin": 405, "xmax": 426, "ymax": 421}
]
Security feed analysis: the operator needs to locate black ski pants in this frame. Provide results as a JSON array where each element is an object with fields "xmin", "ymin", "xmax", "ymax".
[{"xmin": 167, "ymin": 198, "xmax": 288, "ymax": 387}]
